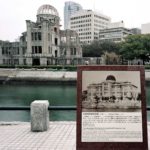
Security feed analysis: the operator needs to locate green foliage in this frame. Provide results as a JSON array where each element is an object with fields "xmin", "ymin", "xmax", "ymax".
[
  {"xmin": 82, "ymin": 40, "xmax": 120, "ymax": 57},
  {"xmin": 119, "ymin": 34, "xmax": 150, "ymax": 63},
  {"xmin": 0, "ymin": 65, "xmax": 77, "ymax": 71}
]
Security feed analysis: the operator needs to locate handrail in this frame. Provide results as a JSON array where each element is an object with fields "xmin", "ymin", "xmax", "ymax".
[
  {"xmin": 0, "ymin": 106, "xmax": 150, "ymax": 111},
  {"xmin": 0, "ymin": 106, "xmax": 76, "ymax": 111}
]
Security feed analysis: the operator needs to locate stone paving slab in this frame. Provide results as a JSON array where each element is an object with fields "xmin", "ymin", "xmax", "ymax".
[{"xmin": 0, "ymin": 122, "xmax": 149, "ymax": 150}]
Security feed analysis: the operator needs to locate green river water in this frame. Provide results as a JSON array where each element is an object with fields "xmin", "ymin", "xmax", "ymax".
[{"xmin": 0, "ymin": 84, "xmax": 149, "ymax": 121}]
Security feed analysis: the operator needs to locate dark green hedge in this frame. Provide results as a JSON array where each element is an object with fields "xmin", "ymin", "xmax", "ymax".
[{"xmin": 0, "ymin": 65, "xmax": 77, "ymax": 71}]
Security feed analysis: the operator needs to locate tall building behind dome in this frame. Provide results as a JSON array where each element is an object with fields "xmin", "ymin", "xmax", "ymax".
[
  {"xmin": 64, "ymin": 1, "xmax": 83, "ymax": 30},
  {"xmin": 70, "ymin": 10, "xmax": 111, "ymax": 44},
  {"xmin": 0, "ymin": 4, "xmax": 82, "ymax": 66}
]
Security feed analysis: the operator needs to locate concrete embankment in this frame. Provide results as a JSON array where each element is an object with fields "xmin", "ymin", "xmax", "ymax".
[
  {"xmin": 0, "ymin": 68, "xmax": 150, "ymax": 84},
  {"xmin": 0, "ymin": 69, "xmax": 76, "ymax": 85}
]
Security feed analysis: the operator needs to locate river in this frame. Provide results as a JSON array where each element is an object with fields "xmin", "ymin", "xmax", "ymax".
[{"xmin": 0, "ymin": 84, "xmax": 149, "ymax": 121}]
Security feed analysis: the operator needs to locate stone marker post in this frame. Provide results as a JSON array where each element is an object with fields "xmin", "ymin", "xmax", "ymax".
[{"xmin": 31, "ymin": 100, "xmax": 49, "ymax": 132}]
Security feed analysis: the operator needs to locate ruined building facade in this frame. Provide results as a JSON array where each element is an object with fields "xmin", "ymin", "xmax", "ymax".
[{"xmin": 0, "ymin": 4, "xmax": 82, "ymax": 66}]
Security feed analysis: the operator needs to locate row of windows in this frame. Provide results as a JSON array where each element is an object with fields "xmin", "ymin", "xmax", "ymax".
[
  {"xmin": 71, "ymin": 48, "xmax": 76, "ymax": 55},
  {"xmin": 94, "ymin": 15, "xmax": 110, "ymax": 21},
  {"xmin": 2, "ymin": 47, "xmax": 19, "ymax": 55},
  {"xmin": 94, "ymin": 32, "xmax": 98, "ymax": 35},
  {"xmin": 78, "ymin": 28, "xmax": 91, "ymax": 31},
  {"xmin": 78, "ymin": 32, "xmax": 91, "ymax": 36},
  {"xmin": 71, "ymin": 23, "xmax": 91, "ymax": 28},
  {"xmin": 71, "ymin": 14, "xmax": 92, "ymax": 20},
  {"xmin": 94, "ymin": 24, "xmax": 107, "ymax": 28},
  {"xmin": 94, "ymin": 19, "xmax": 108, "ymax": 25},
  {"xmin": 31, "ymin": 32, "xmax": 42, "ymax": 41},
  {"xmin": 79, "ymin": 36, "xmax": 91, "ymax": 39},
  {"xmin": 81, "ymin": 41, "xmax": 91, "ymax": 44},
  {"xmin": 32, "ymin": 46, "xmax": 42, "ymax": 54},
  {"xmin": 3, "ymin": 59, "xmax": 19, "ymax": 65},
  {"xmin": 94, "ymin": 28, "xmax": 102, "ymax": 31},
  {"xmin": 71, "ymin": 19, "xmax": 91, "ymax": 24},
  {"xmin": 99, "ymin": 33, "xmax": 122, "ymax": 38},
  {"xmin": 101, "ymin": 38, "xmax": 122, "ymax": 42}
]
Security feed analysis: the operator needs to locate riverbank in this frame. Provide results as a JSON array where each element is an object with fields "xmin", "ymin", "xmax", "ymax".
[
  {"xmin": 0, "ymin": 121, "xmax": 149, "ymax": 150},
  {"xmin": 0, "ymin": 69, "xmax": 76, "ymax": 85},
  {"xmin": 0, "ymin": 68, "xmax": 150, "ymax": 84}
]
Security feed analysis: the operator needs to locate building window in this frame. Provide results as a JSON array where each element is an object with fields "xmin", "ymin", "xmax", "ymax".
[
  {"xmin": 31, "ymin": 33, "xmax": 34, "ymax": 41},
  {"xmin": 48, "ymin": 33, "xmax": 50, "ymax": 41},
  {"xmin": 55, "ymin": 50, "xmax": 58, "ymax": 57},
  {"xmin": 35, "ymin": 46, "xmax": 38, "ymax": 53},
  {"xmin": 2, "ymin": 47, "xmax": 4, "ymax": 54},
  {"xmin": 17, "ymin": 48, "xmax": 19, "ymax": 55},
  {"xmin": 14, "ymin": 59, "xmax": 19, "ymax": 65},
  {"xmin": 55, "ymin": 38, "xmax": 58, "ymax": 45},
  {"xmin": 32, "ymin": 46, "xmax": 42, "ymax": 54},
  {"xmin": 35, "ymin": 33, "xmax": 37, "ymax": 41},
  {"xmin": 54, "ymin": 27, "xmax": 57, "ymax": 33},
  {"xmin": 71, "ymin": 48, "xmax": 76, "ymax": 55},
  {"xmin": 39, "ymin": 46, "xmax": 42, "ymax": 53},
  {"xmin": 22, "ymin": 47, "xmax": 26, "ymax": 54},
  {"xmin": 49, "ymin": 46, "xmax": 52, "ymax": 54},
  {"xmin": 23, "ymin": 59, "xmax": 26, "ymax": 65},
  {"xmin": 38, "ymin": 32, "xmax": 42, "ymax": 40},
  {"xmin": 32, "ymin": 46, "xmax": 34, "ymax": 54},
  {"xmin": 3, "ymin": 59, "xmax": 5, "ymax": 65}
]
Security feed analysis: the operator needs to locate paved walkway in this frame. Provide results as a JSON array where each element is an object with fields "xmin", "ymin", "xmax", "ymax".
[{"xmin": 0, "ymin": 121, "xmax": 149, "ymax": 150}]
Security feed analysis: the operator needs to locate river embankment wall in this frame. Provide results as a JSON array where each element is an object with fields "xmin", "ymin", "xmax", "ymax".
[
  {"xmin": 0, "ymin": 68, "xmax": 150, "ymax": 84},
  {"xmin": 0, "ymin": 69, "xmax": 76, "ymax": 85}
]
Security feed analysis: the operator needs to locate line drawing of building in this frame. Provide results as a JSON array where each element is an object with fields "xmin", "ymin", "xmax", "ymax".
[{"xmin": 82, "ymin": 75, "xmax": 141, "ymax": 110}]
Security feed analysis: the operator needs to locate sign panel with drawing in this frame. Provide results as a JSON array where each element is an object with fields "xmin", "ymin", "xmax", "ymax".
[{"xmin": 77, "ymin": 66, "xmax": 148, "ymax": 150}]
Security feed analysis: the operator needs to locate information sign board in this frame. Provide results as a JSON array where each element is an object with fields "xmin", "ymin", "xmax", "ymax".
[{"xmin": 77, "ymin": 66, "xmax": 148, "ymax": 150}]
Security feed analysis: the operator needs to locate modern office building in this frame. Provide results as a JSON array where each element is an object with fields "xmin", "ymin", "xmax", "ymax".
[
  {"xmin": 70, "ymin": 10, "xmax": 111, "ymax": 44},
  {"xmin": 64, "ymin": 1, "xmax": 83, "ymax": 30},
  {"xmin": 99, "ymin": 21, "xmax": 133, "ymax": 42},
  {"xmin": 0, "ymin": 4, "xmax": 82, "ymax": 66},
  {"xmin": 141, "ymin": 23, "xmax": 150, "ymax": 34}
]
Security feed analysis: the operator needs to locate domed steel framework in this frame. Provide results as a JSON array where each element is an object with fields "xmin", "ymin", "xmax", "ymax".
[
  {"xmin": 106, "ymin": 75, "xmax": 116, "ymax": 81},
  {"xmin": 37, "ymin": 4, "xmax": 59, "ymax": 16}
]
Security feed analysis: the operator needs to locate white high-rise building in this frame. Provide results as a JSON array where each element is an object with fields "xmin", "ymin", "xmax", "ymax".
[
  {"xmin": 64, "ymin": 1, "xmax": 83, "ymax": 30},
  {"xmin": 70, "ymin": 10, "xmax": 111, "ymax": 44},
  {"xmin": 141, "ymin": 23, "xmax": 150, "ymax": 34}
]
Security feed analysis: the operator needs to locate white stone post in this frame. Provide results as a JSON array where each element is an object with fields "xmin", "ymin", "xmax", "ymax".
[{"xmin": 31, "ymin": 100, "xmax": 49, "ymax": 132}]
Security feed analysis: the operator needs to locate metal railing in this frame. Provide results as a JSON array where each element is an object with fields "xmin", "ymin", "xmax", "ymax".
[{"xmin": 0, "ymin": 106, "xmax": 149, "ymax": 111}]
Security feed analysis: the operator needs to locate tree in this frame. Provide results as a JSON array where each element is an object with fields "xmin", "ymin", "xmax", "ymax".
[
  {"xmin": 82, "ymin": 40, "xmax": 102, "ymax": 57},
  {"xmin": 119, "ymin": 34, "xmax": 150, "ymax": 64},
  {"xmin": 82, "ymin": 40, "xmax": 120, "ymax": 57},
  {"xmin": 103, "ymin": 51, "xmax": 120, "ymax": 65}
]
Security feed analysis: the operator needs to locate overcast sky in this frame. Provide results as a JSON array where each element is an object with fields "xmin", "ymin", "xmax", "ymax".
[{"xmin": 0, "ymin": 0, "xmax": 150, "ymax": 41}]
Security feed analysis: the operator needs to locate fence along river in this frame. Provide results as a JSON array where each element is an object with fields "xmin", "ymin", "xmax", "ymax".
[{"xmin": 0, "ymin": 84, "xmax": 149, "ymax": 121}]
